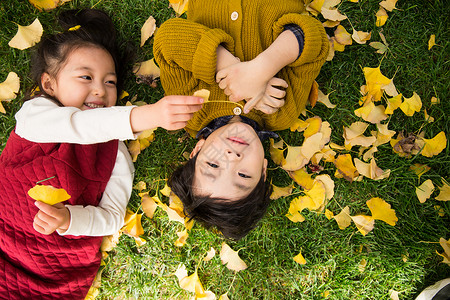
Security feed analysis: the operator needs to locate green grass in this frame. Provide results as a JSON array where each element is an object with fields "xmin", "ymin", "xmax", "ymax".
[{"xmin": 1, "ymin": 0, "xmax": 449, "ymax": 299}]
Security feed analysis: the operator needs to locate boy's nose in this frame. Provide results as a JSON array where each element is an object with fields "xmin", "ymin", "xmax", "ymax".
[{"xmin": 225, "ymin": 149, "xmax": 241, "ymax": 161}]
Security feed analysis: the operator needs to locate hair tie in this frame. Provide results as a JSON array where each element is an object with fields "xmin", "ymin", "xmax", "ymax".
[{"xmin": 68, "ymin": 25, "xmax": 81, "ymax": 31}]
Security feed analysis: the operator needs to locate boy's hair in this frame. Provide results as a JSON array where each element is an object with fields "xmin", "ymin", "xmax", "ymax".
[
  {"xmin": 169, "ymin": 154, "xmax": 272, "ymax": 240},
  {"xmin": 30, "ymin": 9, "xmax": 132, "ymax": 99}
]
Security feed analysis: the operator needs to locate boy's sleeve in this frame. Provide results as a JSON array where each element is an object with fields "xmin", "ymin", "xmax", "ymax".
[
  {"xmin": 58, "ymin": 142, "xmax": 134, "ymax": 236},
  {"xmin": 153, "ymin": 18, "xmax": 235, "ymax": 94},
  {"xmin": 272, "ymin": 13, "xmax": 329, "ymax": 68}
]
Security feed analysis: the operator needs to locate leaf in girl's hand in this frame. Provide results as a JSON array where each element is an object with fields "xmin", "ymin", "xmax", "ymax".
[
  {"xmin": 293, "ymin": 250, "xmax": 306, "ymax": 265},
  {"xmin": 28, "ymin": 185, "xmax": 71, "ymax": 205},
  {"xmin": 415, "ymin": 180, "xmax": 435, "ymax": 203},
  {"xmin": 351, "ymin": 215, "xmax": 375, "ymax": 236},
  {"xmin": 193, "ymin": 89, "xmax": 211, "ymax": 102},
  {"xmin": 366, "ymin": 197, "xmax": 397, "ymax": 225},
  {"xmin": 140, "ymin": 16, "xmax": 156, "ymax": 47},
  {"xmin": 122, "ymin": 209, "xmax": 144, "ymax": 237},
  {"xmin": 8, "ymin": 18, "xmax": 43, "ymax": 50},
  {"xmin": 220, "ymin": 242, "xmax": 247, "ymax": 272},
  {"xmin": 436, "ymin": 179, "xmax": 450, "ymax": 201},
  {"xmin": 428, "ymin": 34, "xmax": 437, "ymax": 50}
]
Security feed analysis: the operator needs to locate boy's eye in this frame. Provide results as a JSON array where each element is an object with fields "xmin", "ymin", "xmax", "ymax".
[
  {"xmin": 238, "ymin": 173, "xmax": 251, "ymax": 178},
  {"xmin": 80, "ymin": 75, "xmax": 91, "ymax": 80},
  {"xmin": 207, "ymin": 162, "xmax": 219, "ymax": 168}
]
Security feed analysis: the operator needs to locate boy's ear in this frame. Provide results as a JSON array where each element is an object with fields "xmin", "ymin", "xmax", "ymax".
[
  {"xmin": 190, "ymin": 139, "xmax": 205, "ymax": 158},
  {"xmin": 262, "ymin": 159, "xmax": 268, "ymax": 181},
  {"xmin": 41, "ymin": 72, "xmax": 55, "ymax": 96}
]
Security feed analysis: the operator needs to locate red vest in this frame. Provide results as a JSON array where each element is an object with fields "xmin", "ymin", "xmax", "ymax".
[{"xmin": 0, "ymin": 130, "xmax": 119, "ymax": 299}]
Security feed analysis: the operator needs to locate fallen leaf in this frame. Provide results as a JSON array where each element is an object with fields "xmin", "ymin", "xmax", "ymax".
[
  {"xmin": 354, "ymin": 101, "xmax": 388, "ymax": 124},
  {"xmin": 409, "ymin": 164, "xmax": 431, "ymax": 180},
  {"xmin": 321, "ymin": 7, "xmax": 347, "ymax": 21},
  {"xmin": 317, "ymin": 89, "xmax": 336, "ymax": 108},
  {"xmin": 389, "ymin": 289, "xmax": 400, "ymax": 300},
  {"xmin": 174, "ymin": 229, "xmax": 188, "ymax": 247},
  {"xmin": 415, "ymin": 180, "xmax": 435, "ymax": 203},
  {"xmin": 354, "ymin": 158, "xmax": 390, "ymax": 180},
  {"xmin": 204, "ymin": 247, "xmax": 216, "ymax": 262},
  {"xmin": 436, "ymin": 179, "xmax": 450, "ymax": 201},
  {"xmin": 306, "ymin": 0, "xmax": 325, "ymax": 16},
  {"xmin": 0, "ymin": 72, "xmax": 20, "ymax": 113},
  {"xmin": 28, "ymin": 185, "xmax": 71, "ymax": 205},
  {"xmin": 220, "ymin": 243, "xmax": 247, "ymax": 272},
  {"xmin": 333, "ymin": 206, "xmax": 352, "ymax": 229},
  {"xmin": 380, "ymin": 0, "xmax": 398, "ymax": 11},
  {"xmin": 179, "ymin": 269, "xmax": 204, "ymax": 294},
  {"xmin": 134, "ymin": 58, "xmax": 160, "ymax": 86},
  {"xmin": 28, "ymin": 0, "xmax": 68, "ymax": 11},
  {"xmin": 141, "ymin": 194, "xmax": 158, "ymax": 218},
  {"xmin": 351, "ymin": 215, "xmax": 375, "ymax": 236},
  {"xmin": 122, "ymin": 209, "xmax": 144, "ymax": 237},
  {"xmin": 334, "ymin": 25, "xmax": 352, "ymax": 45},
  {"xmin": 419, "ymin": 131, "xmax": 447, "ymax": 158},
  {"xmin": 437, "ymin": 238, "xmax": 450, "ymax": 265},
  {"xmin": 424, "ymin": 109, "xmax": 434, "ymax": 123},
  {"xmin": 352, "ymin": 29, "xmax": 371, "ymax": 44},
  {"xmin": 363, "ymin": 65, "xmax": 391, "ymax": 102},
  {"xmin": 8, "ymin": 18, "xmax": 43, "ymax": 50},
  {"xmin": 376, "ymin": 7, "xmax": 388, "ymax": 27},
  {"xmin": 334, "ymin": 154, "xmax": 359, "ymax": 181},
  {"xmin": 428, "ymin": 34, "xmax": 437, "ymax": 50},
  {"xmin": 169, "ymin": 0, "xmax": 188, "ymax": 16},
  {"xmin": 385, "ymin": 94, "xmax": 402, "ymax": 114},
  {"xmin": 325, "ymin": 209, "xmax": 334, "ymax": 219},
  {"xmin": 315, "ymin": 174, "xmax": 335, "ymax": 200},
  {"xmin": 358, "ymin": 258, "xmax": 367, "ymax": 272},
  {"xmin": 270, "ymin": 182, "xmax": 294, "ymax": 200},
  {"xmin": 286, "ymin": 196, "xmax": 312, "ymax": 222},
  {"xmin": 293, "ymin": 251, "xmax": 306, "ymax": 265},
  {"xmin": 269, "ymin": 138, "xmax": 286, "ymax": 166},
  {"xmin": 140, "ymin": 16, "xmax": 156, "ymax": 47},
  {"xmin": 133, "ymin": 181, "xmax": 146, "ymax": 191},
  {"xmin": 369, "ymin": 41, "xmax": 388, "ymax": 54},
  {"xmin": 366, "ymin": 197, "xmax": 398, "ymax": 226},
  {"xmin": 160, "ymin": 182, "xmax": 172, "ymax": 197},
  {"xmin": 400, "ymin": 92, "xmax": 422, "ymax": 116},
  {"xmin": 289, "ymin": 168, "xmax": 314, "ymax": 190}
]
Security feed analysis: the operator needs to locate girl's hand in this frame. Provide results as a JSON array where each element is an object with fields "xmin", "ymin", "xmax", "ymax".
[
  {"xmin": 243, "ymin": 77, "xmax": 288, "ymax": 114},
  {"xmin": 130, "ymin": 96, "xmax": 203, "ymax": 132},
  {"xmin": 33, "ymin": 201, "xmax": 70, "ymax": 235},
  {"xmin": 216, "ymin": 60, "xmax": 271, "ymax": 103}
]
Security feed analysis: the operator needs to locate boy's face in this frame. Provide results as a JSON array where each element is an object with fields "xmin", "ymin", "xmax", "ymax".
[{"xmin": 191, "ymin": 122, "xmax": 267, "ymax": 200}]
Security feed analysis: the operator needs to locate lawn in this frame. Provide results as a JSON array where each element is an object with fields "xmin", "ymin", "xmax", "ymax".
[{"xmin": 0, "ymin": 0, "xmax": 449, "ymax": 299}]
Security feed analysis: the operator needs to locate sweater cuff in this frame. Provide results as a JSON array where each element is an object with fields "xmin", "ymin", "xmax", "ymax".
[
  {"xmin": 192, "ymin": 28, "xmax": 235, "ymax": 84},
  {"xmin": 57, "ymin": 205, "xmax": 91, "ymax": 236},
  {"xmin": 273, "ymin": 14, "xmax": 328, "ymax": 67}
]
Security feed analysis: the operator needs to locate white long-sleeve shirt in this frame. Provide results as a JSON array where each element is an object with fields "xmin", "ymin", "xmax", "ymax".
[{"xmin": 15, "ymin": 97, "xmax": 137, "ymax": 237}]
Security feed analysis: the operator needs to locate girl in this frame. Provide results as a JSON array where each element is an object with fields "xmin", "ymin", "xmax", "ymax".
[
  {"xmin": 0, "ymin": 9, "xmax": 202, "ymax": 299},
  {"xmin": 153, "ymin": 0, "xmax": 329, "ymax": 240}
]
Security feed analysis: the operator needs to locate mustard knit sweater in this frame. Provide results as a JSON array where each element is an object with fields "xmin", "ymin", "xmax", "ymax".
[{"xmin": 154, "ymin": 0, "xmax": 329, "ymax": 135}]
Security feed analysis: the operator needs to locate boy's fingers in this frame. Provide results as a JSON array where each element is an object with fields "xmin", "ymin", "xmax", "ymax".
[
  {"xmin": 243, "ymin": 96, "xmax": 260, "ymax": 114},
  {"xmin": 166, "ymin": 95, "xmax": 204, "ymax": 105},
  {"xmin": 269, "ymin": 77, "xmax": 288, "ymax": 88},
  {"xmin": 216, "ymin": 70, "xmax": 227, "ymax": 83}
]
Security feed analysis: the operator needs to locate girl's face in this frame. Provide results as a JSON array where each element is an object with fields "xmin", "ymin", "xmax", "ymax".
[
  {"xmin": 41, "ymin": 46, "xmax": 117, "ymax": 110},
  {"xmin": 191, "ymin": 122, "xmax": 268, "ymax": 200}
]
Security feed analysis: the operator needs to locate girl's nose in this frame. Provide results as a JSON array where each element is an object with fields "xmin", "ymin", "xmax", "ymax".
[
  {"xmin": 225, "ymin": 150, "xmax": 241, "ymax": 160},
  {"xmin": 92, "ymin": 82, "xmax": 106, "ymax": 97}
]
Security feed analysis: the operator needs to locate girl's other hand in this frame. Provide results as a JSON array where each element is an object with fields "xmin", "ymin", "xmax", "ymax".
[
  {"xmin": 33, "ymin": 201, "xmax": 70, "ymax": 235},
  {"xmin": 130, "ymin": 96, "xmax": 203, "ymax": 132},
  {"xmin": 243, "ymin": 77, "xmax": 288, "ymax": 114}
]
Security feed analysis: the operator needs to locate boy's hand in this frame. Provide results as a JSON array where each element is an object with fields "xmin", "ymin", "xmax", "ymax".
[
  {"xmin": 216, "ymin": 60, "xmax": 271, "ymax": 103},
  {"xmin": 130, "ymin": 96, "xmax": 203, "ymax": 132},
  {"xmin": 243, "ymin": 77, "xmax": 288, "ymax": 114},
  {"xmin": 33, "ymin": 201, "xmax": 70, "ymax": 235}
]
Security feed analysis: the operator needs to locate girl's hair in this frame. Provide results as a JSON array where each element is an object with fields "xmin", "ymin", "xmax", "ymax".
[
  {"xmin": 29, "ymin": 8, "xmax": 132, "ymax": 100},
  {"xmin": 169, "ymin": 154, "xmax": 272, "ymax": 240}
]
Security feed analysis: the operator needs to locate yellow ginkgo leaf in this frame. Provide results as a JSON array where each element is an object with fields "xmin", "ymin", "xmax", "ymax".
[
  {"xmin": 204, "ymin": 247, "xmax": 216, "ymax": 262},
  {"xmin": 169, "ymin": 0, "xmax": 188, "ymax": 15},
  {"xmin": 282, "ymin": 145, "xmax": 308, "ymax": 171},
  {"xmin": 317, "ymin": 89, "xmax": 336, "ymax": 108},
  {"xmin": 304, "ymin": 180, "xmax": 327, "ymax": 211},
  {"xmin": 334, "ymin": 25, "xmax": 352, "ymax": 45},
  {"xmin": 400, "ymin": 92, "xmax": 422, "ymax": 116},
  {"xmin": 366, "ymin": 197, "xmax": 398, "ymax": 226},
  {"xmin": 385, "ymin": 94, "xmax": 402, "ymax": 114},
  {"xmin": 333, "ymin": 206, "xmax": 352, "ymax": 229},
  {"xmin": 0, "ymin": 72, "xmax": 20, "ymax": 102},
  {"xmin": 179, "ymin": 269, "xmax": 204, "ymax": 294},
  {"xmin": 141, "ymin": 194, "xmax": 157, "ymax": 218},
  {"xmin": 28, "ymin": 185, "xmax": 71, "ymax": 205},
  {"xmin": 174, "ymin": 229, "xmax": 188, "ymax": 247},
  {"xmin": 219, "ymin": 293, "xmax": 230, "ymax": 300},
  {"xmin": 332, "ymin": 36, "xmax": 346, "ymax": 52},
  {"xmin": 286, "ymin": 196, "xmax": 313, "ymax": 222},
  {"xmin": 379, "ymin": 0, "xmax": 398, "ymax": 12},
  {"xmin": 133, "ymin": 181, "xmax": 146, "ymax": 191},
  {"xmin": 352, "ymin": 29, "xmax": 371, "ymax": 44},
  {"xmin": 351, "ymin": 215, "xmax": 375, "ymax": 236},
  {"xmin": 160, "ymin": 182, "xmax": 171, "ymax": 197},
  {"xmin": 8, "ymin": 18, "xmax": 43, "ymax": 50},
  {"xmin": 304, "ymin": 116, "xmax": 322, "ymax": 138},
  {"xmin": 122, "ymin": 210, "xmax": 144, "ymax": 237},
  {"xmin": 140, "ymin": 16, "xmax": 156, "ymax": 47},
  {"xmin": 321, "ymin": 7, "xmax": 347, "ymax": 22},
  {"xmin": 334, "ymin": 154, "xmax": 359, "ymax": 182},
  {"xmin": 325, "ymin": 209, "xmax": 334, "ymax": 220},
  {"xmin": 363, "ymin": 66, "xmax": 391, "ymax": 102},
  {"xmin": 415, "ymin": 180, "xmax": 435, "ymax": 203},
  {"xmin": 437, "ymin": 238, "xmax": 450, "ymax": 265},
  {"xmin": 315, "ymin": 174, "xmax": 335, "ymax": 200},
  {"xmin": 290, "ymin": 118, "xmax": 309, "ymax": 132},
  {"xmin": 133, "ymin": 58, "xmax": 160, "ymax": 80},
  {"xmin": 376, "ymin": 7, "xmax": 388, "ymax": 27},
  {"xmin": 354, "ymin": 101, "xmax": 388, "ymax": 124},
  {"xmin": 28, "ymin": 0, "xmax": 65, "ymax": 11},
  {"xmin": 220, "ymin": 242, "xmax": 248, "ymax": 272},
  {"xmin": 269, "ymin": 138, "xmax": 286, "ymax": 166},
  {"xmin": 354, "ymin": 158, "xmax": 390, "ymax": 180},
  {"xmin": 419, "ymin": 131, "xmax": 447, "ymax": 158},
  {"xmin": 293, "ymin": 250, "xmax": 306, "ymax": 265},
  {"xmin": 436, "ymin": 179, "xmax": 450, "ymax": 201},
  {"xmin": 373, "ymin": 123, "xmax": 396, "ymax": 146},
  {"xmin": 193, "ymin": 89, "xmax": 211, "ymax": 102},
  {"xmin": 428, "ymin": 34, "xmax": 437, "ymax": 50},
  {"xmin": 270, "ymin": 182, "xmax": 293, "ymax": 200},
  {"xmin": 306, "ymin": 0, "xmax": 325, "ymax": 16},
  {"xmin": 289, "ymin": 168, "xmax": 314, "ymax": 190},
  {"xmin": 409, "ymin": 164, "xmax": 431, "ymax": 180}
]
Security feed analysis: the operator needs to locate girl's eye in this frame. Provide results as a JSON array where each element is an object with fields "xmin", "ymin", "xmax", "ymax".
[
  {"xmin": 238, "ymin": 173, "xmax": 251, "ymax": 178},
  {"xmin": 81, "ymin": 75, "xmax": 91, "ymax": 80},
  {"xmin": 207, "ymin": 162, "xmax": 219, "ymax": 168},
  {"xmin": 106, "ymin": 80, "xmax": 116, "ymax": 85}
]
